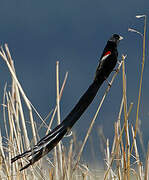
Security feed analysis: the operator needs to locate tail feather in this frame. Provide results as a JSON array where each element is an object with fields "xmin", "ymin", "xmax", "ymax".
[
  {"xmin": 11, "ymin": 149, "xmax": 31, "ymax": 163},
  {"xmin": 12, "ymin": 122, "xmax": 68, "ymax": 171}
]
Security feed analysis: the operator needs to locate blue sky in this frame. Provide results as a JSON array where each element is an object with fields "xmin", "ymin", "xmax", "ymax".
[{"xmin": 0, "ymin": 0, "xmax": 148, "ymax": 162}]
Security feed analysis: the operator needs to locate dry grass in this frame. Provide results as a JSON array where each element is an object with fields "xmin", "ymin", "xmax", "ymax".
[{"xmin": 0, "ymin": 15, "xmax": 148, "ymax": 179}]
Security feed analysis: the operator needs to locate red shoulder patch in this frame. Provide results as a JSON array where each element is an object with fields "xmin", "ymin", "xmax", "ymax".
[
  {"xmin": 104, "ymin": 51, "xmax": 111, "ymax": 56},
  {"xmin": 100, "ymin": 51, "xmax": 112, "ymax": 61}
]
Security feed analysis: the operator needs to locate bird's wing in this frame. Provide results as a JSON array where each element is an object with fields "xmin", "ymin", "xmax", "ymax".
[
  {"xmin": 95, "ymin": 51, "xmax": 111, "ymax": 76},
  {"xmin": 100, "ymin": 51, "xmax": 111, "ymax": 62}
]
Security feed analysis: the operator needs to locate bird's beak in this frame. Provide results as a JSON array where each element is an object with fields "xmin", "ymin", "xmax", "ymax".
[{"xmin": 119, "ymin": 36, "xmax": 123, "ymax": 40}]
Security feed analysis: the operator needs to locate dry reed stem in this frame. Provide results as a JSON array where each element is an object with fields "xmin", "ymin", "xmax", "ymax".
[
  {"xmin": 131, "ymin": 125, "xmax": 143, "ymax": 180},
  {"xmin": 115, "ymin": 122, "xmax": 122, "ymax": 180},
  {"xmin": 6, "ymin": 45, "xmax": 37, "ymax": 145},
  {"xmin": 46, "ymin": 71, "xmax": 68, "ymax": 134},
  {"xmin": 122, "ymin": 58, "xmax": 129, "ymax": 146},
  {"xmin": 0, "ymin": 45, "xmax": 38, "ymax": 176},
  {"xmin": 67, "ymin": 139, "xmax": 73, "ymax": 179},
  {"xmin": 56, "ymin": 61, "xmax": 62, "ymax": 125},
  {"xmin": 56, "ymin": 61, "xmax": 63, "ymax": 177},
  {"xmin": 3, "ymin": 84, "xmax": 9, "ymax": 139},
  {"xmin": 104, "ymin": 55, "xmax": 126, "ymax": 180},
  {"xmin": 144, "ymin": 144, "xmax": 149, "ymax": 180},
  {"xmin": 13, "ymin": 80, "xmax": 30, "ymax": 148},
  {"xmin": 105, "ymin": 139, "xmax": 110, "ymax": 179},
  {"xmin": 122, "ymin": 56, "xmax": 131, "ymax": 180},
  {"xmin": 131, "ymin": 15, "xmax": 146, "ymax": 153},
  {"xmin": 0, "ymin": 46, "xmax": 30, "ymax": 148},
  {"xmin": 13, "ymin": 47, "xmax": 36, "ymax": 144}
]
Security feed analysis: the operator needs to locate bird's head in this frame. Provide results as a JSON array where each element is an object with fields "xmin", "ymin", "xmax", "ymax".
[{"xmin": 109, "ymin": 34, "xmax": 123, "ymax": 45}]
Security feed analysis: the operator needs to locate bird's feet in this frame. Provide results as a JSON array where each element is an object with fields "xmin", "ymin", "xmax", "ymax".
[
  {"xmin": 113, "ymin": 68, "xmax": 119, "ymax": 73},
  {"xmin": 113, "ymin": 60, "xmax": 122, "ymax": 72},
  {"xmin": 117, "ymin": 60, "xmax": 121, "ymax": 65},
  {"xmin": 104, "ymin": 77, "xmax": 112, "ymax": 87}
]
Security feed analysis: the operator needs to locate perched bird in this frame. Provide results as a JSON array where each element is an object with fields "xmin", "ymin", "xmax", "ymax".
[{"xmin": 11, "ymin": 34, "xmax": 123, "ymax": 171}]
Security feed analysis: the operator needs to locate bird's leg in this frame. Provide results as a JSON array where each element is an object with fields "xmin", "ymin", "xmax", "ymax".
[
  {"xmin": 113, "ymin": 68, "xmax": 119, "ymax": 73},
  {"xmin": 117, "ymin": 60, "xmax": 121, "ymax": 65},
  {"xmin": 104, "ymin": 77, "xmax": 111, "ymax": 87},
  {"xmin": 113, "ymin": 60, "xmax": 121, "ymax": 72}
]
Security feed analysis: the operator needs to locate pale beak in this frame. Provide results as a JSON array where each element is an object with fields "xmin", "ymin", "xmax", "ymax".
[{"xmin": 119, "ymin": 36, "xmax": 123, "ymax": 40}]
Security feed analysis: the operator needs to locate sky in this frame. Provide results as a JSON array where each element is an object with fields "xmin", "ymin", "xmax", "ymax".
[{"xmin": 0, "ymin": 0, "xmax": 148, "ymax": 163}]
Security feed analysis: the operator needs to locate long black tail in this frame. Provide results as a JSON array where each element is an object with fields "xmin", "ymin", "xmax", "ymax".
[{"xmin": 11, "ymin": 76, "xmax": 105, "ymax": 171}]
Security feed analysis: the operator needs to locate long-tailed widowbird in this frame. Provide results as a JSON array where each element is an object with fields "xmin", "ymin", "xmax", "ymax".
[{"xmin": 11, "ymin": 34, "xmax": 123, "ymax": 171}]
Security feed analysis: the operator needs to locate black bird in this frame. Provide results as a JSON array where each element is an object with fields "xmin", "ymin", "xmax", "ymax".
[{"xmin": 11, "ymin": 34, "xmax": 123, "ymax": 171}]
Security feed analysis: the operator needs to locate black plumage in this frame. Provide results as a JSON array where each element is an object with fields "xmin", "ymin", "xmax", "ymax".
[{"xmin": 11, "ymin": 34, "xmax": 123, "ymax": 171}]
